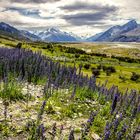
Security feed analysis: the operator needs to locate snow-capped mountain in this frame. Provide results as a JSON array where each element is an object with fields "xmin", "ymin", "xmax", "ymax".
[
  {"xmin": 0, "ymin": 22, "xmax": 19, "ymax": 34},
  {"xmin": 86, "ymin": 32, "xmax": 104, "ymax": 41},
  {"xmin": 35, "ymin": 27, "xmax": 78, "ymax": 42},
  {"xmin": 0, "ymin": 22, "xmax": 40, "ymax": 41},
  {"xmin": 120, "ymin": 20, "xmax": 138, "ymax": 33},
  {"xmin": 0, "ymin": 20, "xmax": 140, "ymax": 42},
  {"xmin": 87, "ymin": 20, "xmax": 140, "ymax": 42},
  {"xmin": 68, "ymin": 32, "xmax": 83, "ymax": 41},
  {"xmin": 21, "ymin": 30, "xmax": 40, "ymax": 41},
  {"xmin": 0, "ymin": 22, "xmax": 27, "ymax": 40}
]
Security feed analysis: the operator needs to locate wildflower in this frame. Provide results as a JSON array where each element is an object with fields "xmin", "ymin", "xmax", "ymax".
[
  {"xmin": 69, "ymin": 127, "xmax": 75, "ymax": 140},
  {"xmin": 104, "ymin": 130, "xmax": 110, "ymax": 140},
  {"xmin": 111, "ymin": 94, "xmax": 118, "ymax": 114}
]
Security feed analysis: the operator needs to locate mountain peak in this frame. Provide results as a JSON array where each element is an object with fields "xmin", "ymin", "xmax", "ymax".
[
  {"xmin": 36, "ymin": 27, "xmax": 78, "ymax": 42},
  {"xmin": 0, "ymin": 22, "xmax": 7, "ymax": 25},
  {"xmin": 0, "ymin": 22, "xmax": 10, "ymax": 27},
  {"xmin": 87, "ymin": 19, "xmax": 140, "ymax": 42},
  {"xmin": 45, "ymin": 27, "xmax": 60, "ymax": 33},
  {"xmin": 122, "ymin": 20, "xmax": 137, "ymax": 28},
  {"xmin": 127, "ymin": 19, "xmax": 137, "ymax": 24},
  {"xmin": 0, "ymin": 21, "xmax": 19, "ymax": 34}
]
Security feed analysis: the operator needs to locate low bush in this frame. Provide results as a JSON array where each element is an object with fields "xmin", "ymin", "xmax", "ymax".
[
  {"xmin": 103, "ymin": 66, "xmax": 116, "ymax": 76},
  {"xmin": 130, "ymin": 72, "xmax": 140, "ymax": 82},
  {"xmin": 92, "ymin": 68, "xmax": 100, "ymax": 77},
  {"xmin": 84, "ymin": 63, "xmax": 91, "ymax": 70},
  {"xmin": 75, "ymin": 54, "xmax": 80, "ymax": 58}
]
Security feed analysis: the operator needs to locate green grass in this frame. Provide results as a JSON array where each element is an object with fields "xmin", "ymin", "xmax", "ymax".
[
  {"xmin": 0, "ymin": 37, "xmax": 140, "ymax": 92},
  {"xmin": 0, "ymin": 79, "xmax": 25, "ymax": 102}
]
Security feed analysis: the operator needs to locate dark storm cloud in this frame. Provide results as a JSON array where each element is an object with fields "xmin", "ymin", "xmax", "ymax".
[
  {"xmin": 61, "ymin": 3, "xmax": 118, "ymax": 26},
  {"xmin": 62, "ymin": 12, "xmax": 107, "ymax": 25},
  {"xmin": 7, "ymin": 0, "xmax": 61, "ymax": 3},
  {"xmin": 60, "ymin": 2, "xmax": 117, "ymax": 12}
]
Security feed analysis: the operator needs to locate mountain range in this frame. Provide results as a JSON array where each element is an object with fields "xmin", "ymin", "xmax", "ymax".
[
  {"xmin": 0, "ymin": 20, "xmax": 140, "ymax": 42},
  {"xmin": 33, "ymin": 28, "xmax": 77, "ymax": 42},
  {"xmin": 87, "ymin": 20, "xmax": 140, "ymax": 42}
]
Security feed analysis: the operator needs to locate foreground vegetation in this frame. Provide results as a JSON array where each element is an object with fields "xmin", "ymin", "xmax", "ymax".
[{"xmin": 0, "ymin": 47, "xmax": 139, "ymax": 139}]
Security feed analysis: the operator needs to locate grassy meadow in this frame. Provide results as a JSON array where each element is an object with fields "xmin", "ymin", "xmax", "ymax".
[
  {"xmin": 1, "ymin": 36, "xmax": 140, "ymax": 92},
  {"xmin": 0, "ymin": 35, "xmax": 140, "ymax": 140}
]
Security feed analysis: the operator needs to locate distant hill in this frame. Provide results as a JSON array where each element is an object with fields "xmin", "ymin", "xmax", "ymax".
[{"xmin": 87, "ymin": 20, "xmax": 140, "ymax": 42}]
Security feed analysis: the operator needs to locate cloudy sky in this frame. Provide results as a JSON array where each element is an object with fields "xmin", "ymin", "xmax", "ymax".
[{"xmin": 0, "ymin": 0, "xmax": 140, "ymax": 36}]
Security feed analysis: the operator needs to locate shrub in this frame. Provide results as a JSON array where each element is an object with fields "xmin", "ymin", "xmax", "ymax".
[
  {"xmin": 84, "ymin": 63, "xmax": 91, "ymax": 70},
  {"xmin": 102, "ymin": 66, "xmax": 116, "ymax": 76},
  {"xmin": 91, "ymin": 67, "xmax": 96, "ymax": 70},
  {"xmin": 46, "ymin": 43, "xmax": 53, "ymax": 49},
  {"xmin": 130, "ymin": 72, "xmax": 140, "ymax": 81},
  {"xmin": 106, "ymin": 70, "xmax": 111, "ymax": 76},
  {"xmin": 108, "ymin": 66, "xmax": 116, "ymax": 73},
  {"xmin": 97, "ymin": 64, "xmax": 102, "ymax": 70},
  {"xmin": 119, "ymin": 75, "xmax": 127, "ymax": 82},
  {"xmin": 103, "ymin": 66, "xmax": 107, "ymax": 71},
  {"xmin": 80, "ymin": 55, "xmax": 91, "ymax": 61},
  {"xmin": 92, "ymin": 69, "xmax": 100, "ymax": 77},
  {"xmin": 65, "ymin": 47, "xmax": 86, "ymax": 54},
  {"xmin": 75, "ymin": 54, "xmax": 80, "ymax": 58}
]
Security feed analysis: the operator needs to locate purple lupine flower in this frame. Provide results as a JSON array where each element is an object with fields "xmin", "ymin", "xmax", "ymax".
[
  {"xmin": 37, "ymin": 100, "xmax": 46, "ymax": 123},
  {"xmin": 132, "ymin": 106, "xmax": 138, "ymax": 118},
  {"xmin": 103, "ymin": 121, "xmax": 112, "ymax": 140},
  {"xmin": 52, "ymin": 122, "xmax": 57, "ymax": 138},
  {"xmin": 69, "ymin": 128, "xmax": 75, "ymax": 140},
  {"xmin": 104, "ymin": 121, "xmax": 112, "ymax": 132},
  {"xmin": 82, "ymin": 112, "xmax": 97, "ymax": 138},
  {"xmin": 104, "ymin": 130, "xmax": 111, "ymax": 140},
  {"xmin": 117, "ymin": 131, "xmax": 123, "ymax": 140},
  {"xmin": 70, "ymin": 84, "xmax": 77, "ymax": 99},
  {"xmin": 114, "ymin": 117, "xmax": 119, "ymax": 132},
  {"xmin": 87, "ymin": 112, "xmax": 96, "ymax": 126},
  {"xmin": 111, "ymin": 94, "xmax": 118, "ymax": 114},
  {"xmin": 117, "ymin": 124, "xmax": 127, "ymax": 140},
  {"xmin": 137, "ymin": 104, "xmax": 140, "ymax": 113}
]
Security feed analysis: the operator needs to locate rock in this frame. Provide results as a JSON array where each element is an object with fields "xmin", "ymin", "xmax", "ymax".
[
  {"xmin": 91, "ymin": 133, "xmax": 101, "ymax": 140},
  {"xmin": 17, "ymin": 129, "xmax": 23, "ymax": 134},
  {"xmin": 135, "ymin": 133, "xmax": 140, "ymax": 140}
]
